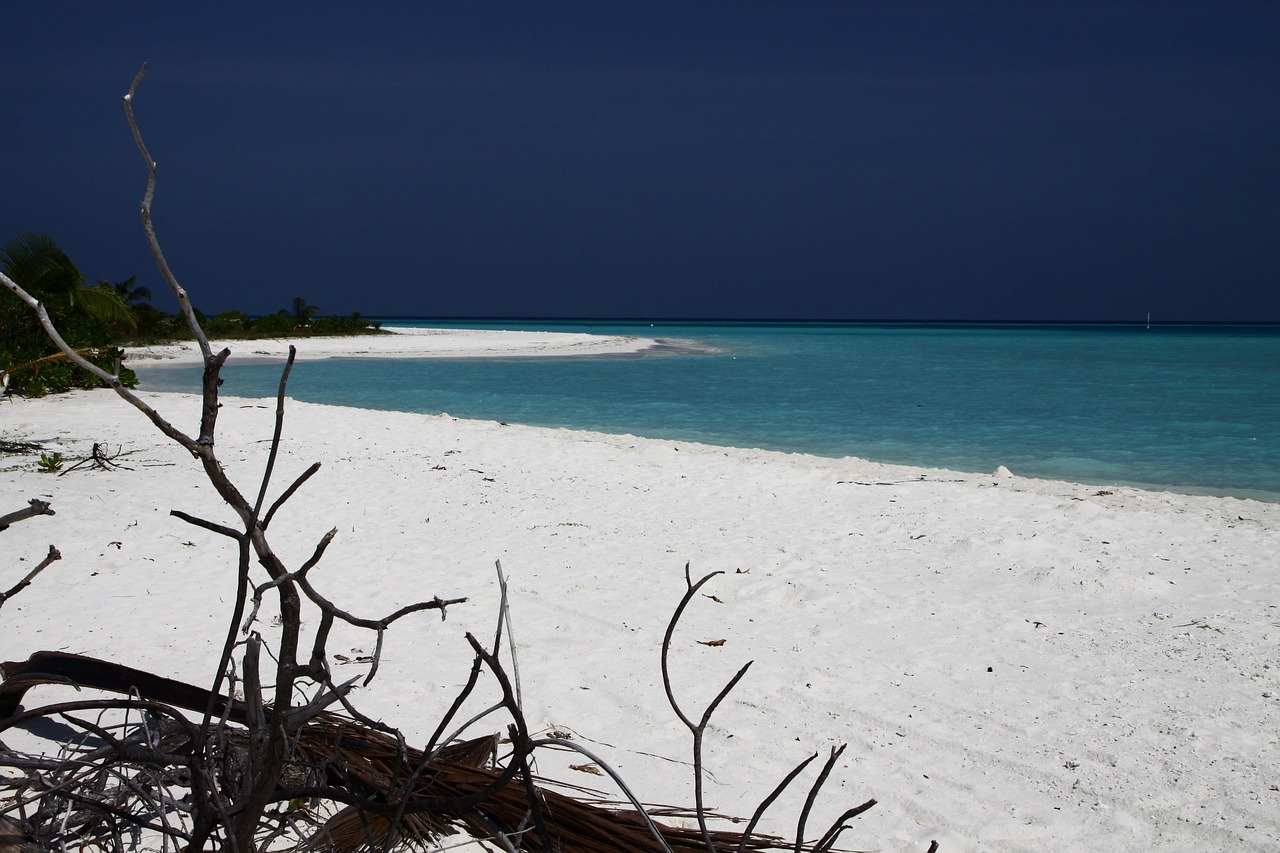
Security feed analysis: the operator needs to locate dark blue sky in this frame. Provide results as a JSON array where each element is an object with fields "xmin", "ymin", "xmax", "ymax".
[{"xmin": 5, "ymin": 2, "xmax": 1278, "ymax": 321}]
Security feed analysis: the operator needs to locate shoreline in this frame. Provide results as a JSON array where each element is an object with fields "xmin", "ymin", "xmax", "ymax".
[
  {"xmin": 3, "ymin": 388, "xmax": 1279, "ymax": 850},
  {"xmin": 123, "ymin": 326, "xmax": 1276, "ymax": 503},
  {"xmin": 123, "ymin": 325, "xmax": 709, "ymax": 367}
]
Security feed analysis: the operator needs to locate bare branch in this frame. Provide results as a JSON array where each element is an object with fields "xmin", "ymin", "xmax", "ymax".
[
  {"xmin": 493, "ymin": 560, "xmax": 523, "ymax": 710},
  {"xmin": 252, "ymin": 348, "xmax": 298, "ymax": 522},
  {"xmin": 261, "ymin": 462, "xmax": 320, "ymax": 531},
  {"xmin": 463, "ymin": 633, "xmax": 551, "ymax": 848},
  {"xmin": 203, "ymin": 537, "xmax": 254, "ymax": 731},
  {"xmin": 813, "ymin": 798, "xmax": 877, "ymax": 853},
  {"xmin": 531, "ymin": 738, "xmax": 676, "ymax": 853},
  {"xmin": 170, "ymin": 510, "xmax": 244, "ymax": 542},
  {"xmin": 123, "ymin": 63, "xmax": 211, "ymax": 363},
  {"xmin": 283, "ymin": 676, "xmax": 361, "ymax": 730},
  {"xmin": 794, "ymin": 744, "xmax": 845, "ymax": 853},
  {"xmin": 736, "ymin": 753, "xmax": 819, "ymax": 853},
  {"xmin": 289, "ymin": 535, "xmax": 465, "ymax": 635},
  {"xmin": 0, "ymin": 499, "xmax": 55, "ymax": 532},
  {"xmin": 0, "ymin": 501, "xmax": 59, "ymax": 611},
  {"xmin": 660, "ymin": 565, "xmax": 753, "ymax": 853},
  {"xmin": 422, "ymin": 656, "xmax": 486, "ymax": 760},
  {"xmin": 0, "ymin": 546, "xmax": 61, "ymax": 610},
  {"xmin": 662, "ymin": 565, "xmax": 726, "ymax": 730}
]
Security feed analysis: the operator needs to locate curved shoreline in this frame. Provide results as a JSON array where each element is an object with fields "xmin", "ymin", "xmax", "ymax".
[
  {"xmin": 124, "ymin": 326, "xmax": 709, "ymax": 367},
  {"xmin": 123, "ymin": 327, "xmax": 1272, "ymax": 502}
]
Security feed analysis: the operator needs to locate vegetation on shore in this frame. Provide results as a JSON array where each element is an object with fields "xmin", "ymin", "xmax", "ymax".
[{"xmin": 1, "ymin": 232, "xmax": 381, "ymax": 397}]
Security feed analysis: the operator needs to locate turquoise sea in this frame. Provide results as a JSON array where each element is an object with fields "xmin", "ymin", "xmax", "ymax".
[{"xmin": 134, "ymin": 321, "xmax": 1280, "ymax": 501}]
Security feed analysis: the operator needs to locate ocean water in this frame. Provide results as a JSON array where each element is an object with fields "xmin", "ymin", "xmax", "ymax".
[{"xmin": 134, "ymin": 321, "xmax": 1280, "ymax": 501}]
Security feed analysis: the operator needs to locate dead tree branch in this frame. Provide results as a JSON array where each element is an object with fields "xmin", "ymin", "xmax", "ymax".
[
  {"xmin": 251, "ymin": 346, "xmax": 296, "ymax": 522},
  {"xmin": 663, "ymin": 564, "xmax": 754, "ymax": 853},
  {"xmin": 0, "ymin": 547, "xmax": 61, "ymax": 612},
  {"xmin": 0, "ymin": 440, "xmax": 43, "ymax": 453},
  {"xmin": 1, "ymin": 62, "xmax": 938, "ymax": 853},
  {"xmin": 1, "ymin": 66, "xmax": 481, "ymax": 853},
  {"xmin": 57, "ymin": 444, "xmax": 133, "ymax": 476},
  {"xmin": 123, "ymin": 63, "xmax": 211, "ymax": 364},
  {"xmin": 0, "ymin": 500, "xmax": 55, "ymax": 532},
  {"xmin": 1, "ymin": 501, "xmax": 59, "ymax": 613}
]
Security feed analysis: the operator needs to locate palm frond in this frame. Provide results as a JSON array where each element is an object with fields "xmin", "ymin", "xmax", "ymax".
[
  {"xmin": 291, "ymin": 714, "xmax": 796, "ymax": 853},
  {"xmin": 0, "ymin": 233, "xmax": 85, "ymax": 298},
  {"xmin": 73, "ymin": 285, "xmax": 137, "ymax": 329},
  {"xmin": 101, "ymin": 275, "xmax": 152, "ymax": 306}
]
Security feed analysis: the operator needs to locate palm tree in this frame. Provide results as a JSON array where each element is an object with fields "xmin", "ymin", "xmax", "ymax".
[
  {"xmin": 1, "ymin": 233, "xmax": 141, "ymax": 395},
  {"xmin": 2, "ymin": 233, "xmax": 135, "ymax": 328},
  {"xmin": 101, "ymin": 275, "xmax": 152, "ymax": 308},
  {"xmin": 283, "ymin": 296, "xmax": 321, "ymax": 326}
]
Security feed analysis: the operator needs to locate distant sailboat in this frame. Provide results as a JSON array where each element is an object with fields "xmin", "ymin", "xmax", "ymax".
[{"xmin": 1146, "ymin": 311, "xmax": 1151, "ymax": 330}]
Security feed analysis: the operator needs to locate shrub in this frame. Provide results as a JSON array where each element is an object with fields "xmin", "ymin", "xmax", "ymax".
[
  {"xmin": 248, "ymin": 312, "xmax": 295, "ymax": 335},
  {"xmin": 309, "ymin": 312, "xmax": 381, "ymax": 335},
  {"xmin": 0, "ymin": 305, "xmax": 137, "ymax": 398},
  {"xmin": 205, "ymin": 310, "xmax": 251, "ymax": 336}
]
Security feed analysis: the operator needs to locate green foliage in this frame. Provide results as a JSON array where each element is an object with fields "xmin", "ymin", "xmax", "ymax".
[
  {"xmin": 71, "ymin": 284, "xmax": 137, "ymax": 330},
  {"xmin": 2, "ymin": 233, "xmax": 136, "ymax": 329},
  {"xmin": 36, "ymin": 452, "xmax": 63, "ymax": 474},
  {"xmin": 309, "ymin": 313, "xmax": 382, "ymax": 335},
  {"xmin": 1, "ymin": 233, "xmax": 85, "ymax": 300},
  {"xmin": 205, "ymin": 310, "xmax": 251, "ymax": 336},
  {"xmin": 1, "ymin": 233, "xmax": 142, "ymax": 397},
  {"xmin": 127, "ymin": 304, "xmax": 178, "ymax": 339},
  {"xmin": 114, "ymin": 307, "xmax": 383, "ymax": 344},
  {"xmin": 0, "ymin": 343, "xmax": 138, "ymax": 398},
  {"xmin": 234, "ymin": 309, "xmax": 383, "ymax": 338},
  {"xmin": 3, "ymin": 232, "xmax": 381, "ymax": 399},
  {"xmin": 250, "ymin": 312, "xmax": 296, "ymax": 336},
  {"xmin": 287, "ymin": 296, "xmax": 321, "ymax": 323},
  {"xmin": 102, "ymin": 275, "xmax": 151, "ymax": 307}
]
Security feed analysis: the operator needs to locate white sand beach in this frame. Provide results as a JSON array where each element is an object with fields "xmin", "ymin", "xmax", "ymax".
[
  {"xmin": 3, "ymin": 365, "xmax": 1279, "ymax": 849},
  {"xmin": 125, "ymin": 325, "xmax": 680, "ymax": 365}
]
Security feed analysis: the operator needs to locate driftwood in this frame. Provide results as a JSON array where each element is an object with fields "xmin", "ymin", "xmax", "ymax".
[
  {"xmin": 0, "ymin": 64, "xmax": 938, "ymax": 852},
  {"xmin": 0, "ymin": 548, "xmax": 59, "ymax": 613},
  {"xmin": 0, "ymin": 441, "xmax": 43, "ymax": 454},
  {"xmin": 0, "ymin": 816, "xmax": 43, "ymax": 853},
  {"xmin": 0, "ymin": 501, "xmax": 59, "ymax": 612},
  {"xmin": 57, "ymin": 443, "xmax": 132, "ymax": 475},
  {"xmin": 0, "ymin": 652, "xmax": 809, "ymax": 853},
  {"xmin": 0, "ymin": 500, "xmax": 54, "ymax": 533},
  {"xmin": 0, "ymin": 651, "xmax": 246, "ymax": 721}
]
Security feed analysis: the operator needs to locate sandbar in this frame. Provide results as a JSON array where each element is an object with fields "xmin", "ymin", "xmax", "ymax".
[{"xmin": 125, "ymin": 325, "xmax": 703, "ymax": 366}]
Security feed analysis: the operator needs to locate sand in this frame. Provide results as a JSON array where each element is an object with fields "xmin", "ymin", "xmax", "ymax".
[
  {"xmin": 3, "ymin": 336, "xmax": 1279, "ymax": 851},
  {"xmin": 124, "ymin": 325, "xmax": 679, "ymax": 364}
]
